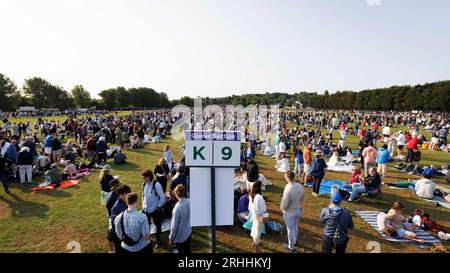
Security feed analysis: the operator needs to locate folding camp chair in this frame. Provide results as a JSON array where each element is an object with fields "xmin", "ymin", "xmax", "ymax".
[{"xmin": 362, "ymin": 185, "xmax": 382, "ymax": 204}]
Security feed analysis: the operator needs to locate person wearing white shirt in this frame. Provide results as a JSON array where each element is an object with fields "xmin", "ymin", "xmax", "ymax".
[
  {"xmin": 280, "ymin": 171, "xmax": 304, "ymax": 252},
  {"xmin": 163, "ymin": 144, "xmax": 173, "ymax": 170},
  {"xmin": 413, "ymin": 175, "xmax": 436, "ymax": 199},
  {"xmin": 396, "ymin": 131, "xmax": 406, "ymax": 158},
  {"xmin": 382, "ymin": 126, "xmax": 391, "ymax": 137},
  {"xmin": 249, "ymin": 181, "xmax": 267, "ymax": 253},
  {"xmin": 276, "ymin": 154, "xmax": 291, "ymax": 172}
]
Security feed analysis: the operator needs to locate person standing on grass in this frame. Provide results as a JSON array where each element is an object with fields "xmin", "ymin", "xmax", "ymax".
[
  {"xmin": 110, "ymin": 184, "xmax": 131, "ymax": 253},
  {"xmin": 105, "ymin": 178, "xmax": 121, "ymax": 253},
  {"xmin": 99, "ymin": 165, "xmax": 114, "ymax": 205},
  {"xmin": 141, "ymin": 169, "xmax": 165, "ymax": 249},
  {"xmin": 309, "ymin": 150, "xmax": 327, "ymax": 197},
  {"xmin": 163, "ymin": 144, "xmax": 173, "ymax": 171},
  {"xmin": 0, "ymin": 154, "xmax": 12, "ymax": 194},
  {"xmin": 320, "ymin": 192, "xmax": 354, "ymax": 253},
  {"xmin": 154, "ymin": 158, "xmax": 170, "ymax": 193},
  {"xmin": 376, "ymin": 144, "xmax": 390, "ymax": 177},
  {"xmin": 396, "ymin": 130, "xmax": 406, "ymax": 158},
  {"xmin": 294, "ymin": 145, "xmax": 304, "ymax": 178},
  {"xmin": 85, "ymin": 135, "xmax": 97, "ymax": 161},
  {"xmin": 302, "ymin": 143, "xmax": 312, "ymax": 184},
  {"xmin": 169, "ymin": 184, "xmax": 192, "ymax": 253},
  {"xmin": 280, "ymin": 171, "xmax": 304, "ymax": 252},
  {"xmin": 405, "ymin": 134, "xmax": 420, "ymax": 164},
  {"xmin": 114, "ymin": 192, "xmax": 153, "ymax": 254},
  {"xmin": 249, "ymin": 181, "xmax": 267, "ymax": 253},
  {"xmin": 17, "ymin": 147, "xmax": 34, "ymax": 184},
  {"xmin": 362, "ymin": 141, "xmax": 377, "ymax": 177},
  {"xmin": 51, "ymin": 133, "xmax": 62, "ymax": 164},
  {"xmin": 96, "ymin": 136, "xmax": 108, "ymax": 165}
]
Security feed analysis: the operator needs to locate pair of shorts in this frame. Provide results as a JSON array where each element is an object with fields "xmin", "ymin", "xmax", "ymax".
[
  {"xmin": 396, "ymin": 228, "xmax": 415, "ymax": 238},
  {"xmin": 303, "ymin": 163, "xmax": 311, "ymax": 175},
  {"xmin": 397, "ymin": 145, "xmax": 404, "ymax": 150},
  {"xmin": 53, "ymin": 149, "xmax": 62, "ymax": 156},
  {"xmin": 44, "ymin": 147, "xmax": 52, "ymax": 154}
]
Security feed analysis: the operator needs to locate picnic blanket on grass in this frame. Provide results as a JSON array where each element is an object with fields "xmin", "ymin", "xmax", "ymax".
[
  {"xmin": 356, "ymin": 211, "xmax": 441, "ymax": 244},
  {"xmin": 31, "ymin": 180, "xmax": 81, "ymax": 191},
  {"xmin": 421, "ymin": 196, "xmax": 450, "ymax": 210},
  {"xmin": 327, "ymin": 164, "xmax": 355, "ymax": 173},
  {"xmin": 318, "ymin": 180, "xmax": 353, "ymax": 196}
]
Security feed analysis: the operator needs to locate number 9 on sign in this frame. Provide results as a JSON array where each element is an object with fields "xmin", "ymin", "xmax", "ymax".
[
  {"xmin": 221, "ymin": 147, "xmax": 232, "ymax": 160},
  {"xmin": 213, "ymin": 141, "xmax": 240, "ymax": 166}
]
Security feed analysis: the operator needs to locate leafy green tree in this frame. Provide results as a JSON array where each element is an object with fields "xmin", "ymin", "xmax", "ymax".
[
  {"xmin": 0, "ymin": 73, "xmax": 21, "ymax": 111},
  {"xmin": 71, "ymin": 85, "xmax": 92, "ymax": 108}
]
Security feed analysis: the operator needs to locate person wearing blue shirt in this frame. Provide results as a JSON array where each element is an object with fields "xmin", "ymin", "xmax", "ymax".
[
  {"xmin": 320, "ymin": 193, "xmax": 354, "ymax": 253},
  {"xmin": 170, "ymin": 165, "xmax": 188, "ymax": 199},
  {"xmin": 5, "ymin": 139, "xmax": 18, "ymax": 164},
  {"xmin": 110, "ymin": 184, "xmax": 131, "ymax": 253},
  {"xmin": 43, "ymin": 134, "xmax": 53, "ymax": 155},
  {"xmin": 141, "ymin": 169, "xmax": 165, "ymax": 249},
  {"xmin": 294, "ymin": 146, "xmax": 304, "ymax": 178},
  {"xmin": 169, "ymin": 184, "xmax": 192, "ymax": 253},
  {"xmin": 376, "ymin": 144, "xmax": 390, "ymax": 177},
  {"xmin": 114, "ymin": 192, "xmax": 152, "ymax": 253}
]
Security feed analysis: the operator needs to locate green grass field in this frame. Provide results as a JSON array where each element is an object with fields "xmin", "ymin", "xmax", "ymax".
[{"xmin": 0, "ymin": 116, "xmax": 449, "ymax": 253}]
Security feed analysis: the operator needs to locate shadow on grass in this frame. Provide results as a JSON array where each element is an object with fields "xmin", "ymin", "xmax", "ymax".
[{"xmin": 0, "ymin": 193, "xmax": 49, "ymax": 218}]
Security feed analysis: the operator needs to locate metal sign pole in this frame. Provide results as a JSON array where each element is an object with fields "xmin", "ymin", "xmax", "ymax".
[{"xmin": 210, "ymin": 167, "xmax": 216, "ymax": 253}]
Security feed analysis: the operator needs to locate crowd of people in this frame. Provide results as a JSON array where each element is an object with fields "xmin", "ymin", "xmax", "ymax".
[{"xmin": 0, "ymin": 108, "xmax": 449, "ymax": 254}]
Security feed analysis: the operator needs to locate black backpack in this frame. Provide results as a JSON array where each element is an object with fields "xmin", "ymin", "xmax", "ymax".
[
  {"xmin": 119, "ymin": 212, "xmax": 141, "ymax": 246},
  {"xmin": 332, "ymin": 209, "xmax": 349, "ymax": 245},
  {"xmin": 114, "ymin": 152, "xmax": 126, "ymax": 165}
]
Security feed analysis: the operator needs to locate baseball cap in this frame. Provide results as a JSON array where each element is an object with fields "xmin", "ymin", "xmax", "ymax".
[{"xmin": 331, "ymin": 192, "xmax": 342, "ymax": 204}]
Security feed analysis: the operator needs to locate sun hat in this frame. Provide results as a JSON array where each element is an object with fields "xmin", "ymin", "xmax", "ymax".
[
  {"xmin": 314, "ymin": 149, "xmax": 324, "ymax": 157},
  {"xmin": 102, "ymin": 164, "xmax": 112, "ymax": 171}
]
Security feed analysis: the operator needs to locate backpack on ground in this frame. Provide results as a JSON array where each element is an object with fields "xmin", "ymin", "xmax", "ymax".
[
  {"xmin": 114, "ymin": 152, "xmax": 126, "ymax": 165},
  {"xmin": 422, "ymin": 167, "xmax": 436, "ymax": 177},
  {"xmin": 266, "ymin": 220, "xmax": 283, "ymax": 235}
]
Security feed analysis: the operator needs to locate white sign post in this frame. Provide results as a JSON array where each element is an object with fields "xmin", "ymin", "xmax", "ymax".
[{"xmin": 184, "ymin": 131, "xmax": 241, "ymax": 253}]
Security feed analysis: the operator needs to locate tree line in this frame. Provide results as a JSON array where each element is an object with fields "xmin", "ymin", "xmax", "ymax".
[
  {"xmin": 0, "ymin": 74, "xmax": 170, "ymax": 111},
  {"xmin": 0, "ymin": 73, "xmax": 449, "ymax": 112}
]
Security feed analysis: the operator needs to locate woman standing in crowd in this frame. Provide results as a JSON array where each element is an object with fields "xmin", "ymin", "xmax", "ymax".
[
  {"xmin": 169, "ymin": 184, "xmax": 192, "ymax": 253},
  {"xmin": 310, "ymin": 150, "xmax": 327, "ymax": 197},
  {"xmin": 141, "ymin": 169, "xmax": 165, "ymax": 249},
  {"xmin": 249, "ymin": 181, "xmax": 267, "ymax": 253},
  {"xmin": 154, "ymin": 157, "xmax": 170, "ymax": 193},
  {"xmin": 100, "ymin": 165, "xmax": 114, "ymax": 205},
  {"xmin": 163, "ymin": 144, "xmax": 173, "ymax": 170},
  {"xmin": 17, "ymin": 147, "xmax": 34, "ymax": 184}
]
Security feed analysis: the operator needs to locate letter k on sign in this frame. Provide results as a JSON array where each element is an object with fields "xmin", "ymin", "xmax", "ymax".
[{"xmin": 194, "ymin": 146, "xmax": 206, "ymax": 160}]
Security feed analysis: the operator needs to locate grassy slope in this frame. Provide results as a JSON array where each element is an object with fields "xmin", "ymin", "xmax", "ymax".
[{"xmin": 0, "ymin": 116, "xmax": 449, "ymax": 253}]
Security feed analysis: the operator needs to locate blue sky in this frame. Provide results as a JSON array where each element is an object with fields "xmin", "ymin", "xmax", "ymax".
[{"xmin": 0, "ymin": 0, "xmax": 449, "ymax": 99}]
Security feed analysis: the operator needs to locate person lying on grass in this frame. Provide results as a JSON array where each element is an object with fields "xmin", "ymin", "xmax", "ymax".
[{"xmin": 378, "ymin": 201, "xmax": 425, "ymax": 244}]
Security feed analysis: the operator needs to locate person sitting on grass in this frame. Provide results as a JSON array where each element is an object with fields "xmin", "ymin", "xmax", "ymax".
[
  {"xmin": 38, "ymin": 153, "xmax": 52, "ymax": 172},
  {"xmin": 62, "ymin": 160, "xmax": 78, "ymax": 180},
  {"xmin": 45, "ymin": 163, "xmax": 62, "ymax": 188},
  {"xmin": 378, "ymin": 201, "xmax": 425, "ymax": 243},
  {"xmin": 275, "ymin": 153, "xmax": 291, "ymax": 173},
  {"xmin": 348, "ymin": 167, "xmax": 381, "ymax": 202},
  {"xmin": 237, "ymin": 191, "xmax": 250, "ymax": 224}
]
